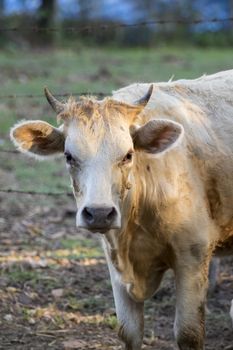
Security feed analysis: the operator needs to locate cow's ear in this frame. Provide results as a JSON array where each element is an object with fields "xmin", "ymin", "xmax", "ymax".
[
  {"xmin": 10, "ymin": 120, "xmax": 64, "ymax": 158},
  {"xmin": 132, "ymin": 119, "xmax": 184, "ymax": 155}
]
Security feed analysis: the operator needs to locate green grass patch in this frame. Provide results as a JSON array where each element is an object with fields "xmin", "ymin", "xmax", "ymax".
[
  {"xmin": 66, "ymin": 296, "xmax": 84, "ymax": 311},
  {"xmin": 66, "ymin": 295, "xmax": 106, "ymax": 313},
  {"xmin": 6, "ymin": 267, "xmax": 40, "ymax": 286},
  {"xmin": 1, "ymin": 46, "xmax": 233, "ymax": 194},
  {"xmin": 61, "ymin": 237, "xmax": 100, "ymax": 249},
  {"xmin": 103, "ymin": 315, "xmax": 118, "ymax": 329},
  {"xmin": 43, "ymin": 237, "xmax": 103, "ymax": 260},
  {"xmin": 2, "ymin": 266, "xmax": 61, "ymax": 290}
]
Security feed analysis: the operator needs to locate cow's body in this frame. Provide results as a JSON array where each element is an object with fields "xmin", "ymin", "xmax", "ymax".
[
  {"xmin": 10, "ymin": 70, "xmax": 233, "ymax": 350},
  {"xmin": 113, "ymin": 71, "xmax": 233, "ymax": 243},
  {"xmin": 99, "ymin": 71, "xmax": 233, "ymax": 349}
]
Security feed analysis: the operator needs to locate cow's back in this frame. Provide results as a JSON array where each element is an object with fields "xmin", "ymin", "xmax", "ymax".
[{"xmin": 113, "ymin": 70, "xmax": 233, "ymax": 152}]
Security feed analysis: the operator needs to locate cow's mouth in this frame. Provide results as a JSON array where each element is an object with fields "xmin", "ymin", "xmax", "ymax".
[
  {"xmin": 82, "ymin": 225, "xmax": 118, "ymax": 234},
  {"xmin": 89, "ymin": 227, "xmax": 110, "ymax": 234},
  {"xmin": 77, "ymin": 224, "xmax": 120, "ymax": 234}
]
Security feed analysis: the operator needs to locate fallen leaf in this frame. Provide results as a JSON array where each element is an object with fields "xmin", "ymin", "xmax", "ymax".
[
  {"xmin": 28, "ymin": 317, "xmax": 36, "ymax": 325},
  {"xmin": 6, "ymin": 287, "xmax": 18, "ymax": 293},
  {"xmin": 51, "ymin": 288, "xmax": 64, "ymax": 298},
  {"xmin": 50, "ymin": 231, "xmax": 66, "ymax": 240},
  {"xmin": 4, "ymin": 314, "xmax": 13, "ymax": 322},
  {"xmin": 62, "ymin": 339, "xmax": 87, "ymax": 349}
]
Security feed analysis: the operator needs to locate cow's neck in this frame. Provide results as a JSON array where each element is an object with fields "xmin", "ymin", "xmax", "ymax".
[
  {"xmin": 130, "ymin": 151, "xmax": 185, "ymax": 228},
  {"xmin": 104, "ymin": 150, "xmax": 189, "ymax": 300}
]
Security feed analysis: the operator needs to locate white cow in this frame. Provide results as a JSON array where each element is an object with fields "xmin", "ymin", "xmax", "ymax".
[{"xmin": 11, "ymin": 70, "xmax": 233, "ymax": 349}]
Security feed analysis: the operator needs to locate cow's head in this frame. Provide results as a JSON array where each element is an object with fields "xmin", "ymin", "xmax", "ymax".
[{"xmin": 10, "ymin": 86, "xmax": 183, "ymax": 233}]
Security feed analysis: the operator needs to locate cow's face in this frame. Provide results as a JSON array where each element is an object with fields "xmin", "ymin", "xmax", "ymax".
[
  {"xmin": 64, "ymin": 108, "xmax": 135, "ymax": 232},
  {"xmin": 11, "ymin": 86, "xmax": 184, "ymax": 233}
]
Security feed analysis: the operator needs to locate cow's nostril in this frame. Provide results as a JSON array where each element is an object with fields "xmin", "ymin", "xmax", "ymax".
[
  {"xmin": 82, "ymin": 207, "xmax": 94, "ymax": 223},
  {"xmin": 107, "ymin": 207, "xmax": 117, "ymax": 222},
  {"xmin": 81, "ymin": 206, "xmax": 118, "ymax": 229}
]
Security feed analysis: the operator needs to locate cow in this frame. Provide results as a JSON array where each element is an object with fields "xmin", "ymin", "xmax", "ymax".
[{"xmin": 10, "ymin": 69, "xmax": 233, "ymax": 350}]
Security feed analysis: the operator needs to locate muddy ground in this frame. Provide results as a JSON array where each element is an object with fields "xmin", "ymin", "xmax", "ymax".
[{"xmin": 0, "ymin": 168, "xmax": 232, "ymax": 350}]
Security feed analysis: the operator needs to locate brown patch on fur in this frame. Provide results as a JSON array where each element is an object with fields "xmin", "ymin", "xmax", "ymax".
[
  {"xmin": 177, "ymin": 327, "xmax": 204, "ymax": 350},
  {"xmin": 214, "ymin": 235, "xmax": 233, "ymax": 256},
  {"xmin": 72, "ymin": 179, "xmax": 80, "ymax": 195},
  {"xmin": 13, "ymin": 122, "xmax": 64, "ymax": 155},
  {"xmin": 118, "ymin": 324, "xmax": 134, "ymax": 350},
  {"xmin": 146, "ymin": 165, "xmax": 150, "ymax": 172},
  {"xmin": 57, "ymin": 96, "xmax": 143, "ymax": 128},
  {"xmin": 119, "ymin": 165, "xmax": 132, "ymax": 200},
  {"xmin": 207, "ymin": 178, "xmax": 222, "ymax": 220},
  {"xmin": 198, "ymin": 301, "xmax": 205, "ymax": 321},
  {"xmin": 176, "ymin": 304, "xmax": 205, "ymax": 350},
  {"xmin": 190, "ymin": 243, "xmax": 205, "ymax": 260},
  {"xmin": 173, "ymin": 84, "xmax": 190, "ymax": 97}
]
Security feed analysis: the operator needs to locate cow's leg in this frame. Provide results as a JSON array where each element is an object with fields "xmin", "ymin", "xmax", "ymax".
[
  {"xmin": 114, "ymin": 278, "xmax": 144, "ymax": 350},
  {"xmin": 174, "ymin": 260, "xmax": 210, "ymax": 350},
  {"xmin": 104, "ymin": 251, "xmax": 144, "ymax": 350},
  {"xmin": 208, "ymin": 257, "xmax": 220, "ymax": 294}
]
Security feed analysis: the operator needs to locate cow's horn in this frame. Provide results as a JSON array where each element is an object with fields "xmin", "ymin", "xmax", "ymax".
[
  {"xmin": 44, "ymin": 87, "xmax": 65, "ymax": 114},
  {"xmin": 136, "ymin": 84, "xmax": 153, "ymax": 106}
]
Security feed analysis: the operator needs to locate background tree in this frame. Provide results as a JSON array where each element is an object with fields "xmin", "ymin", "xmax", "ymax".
[
  {"xmin": 37, "ymin": 0, "xmax": 56, "ymax": 45},
  {"xmin": 0, "ymin": 0, "xmax": 4, "ymax": 17},
  {"xmin": 230, "ymin": 0, "xmax": 233, "ymax": 29}
]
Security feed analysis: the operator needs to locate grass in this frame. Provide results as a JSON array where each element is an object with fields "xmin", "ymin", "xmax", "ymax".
[
  {"xmin": 60, "ymin": 237, "xmax": 100, "ymax": 250},
  {"xmin": 5, "ymin": 267, "xmax": 40, "ymax": 286},
  {"xmin": 49, "ymin": 237, "xmax": 103, "ymax": 259},
  {"xmin": 103, "ymin": 315, "xmax": 118, "ymax": 329},
  {"xmin": 0, "ymin": 45, "xmax": 232, "ymax": 192}
]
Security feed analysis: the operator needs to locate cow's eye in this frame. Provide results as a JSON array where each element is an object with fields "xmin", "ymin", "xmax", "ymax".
[
  {"xmin": 64, "ymin": 151, "xmax": 73, "ymax": 164},
  {"xmin": 122, "ymin": 150, "xmax": 133, "ymax": 164}
]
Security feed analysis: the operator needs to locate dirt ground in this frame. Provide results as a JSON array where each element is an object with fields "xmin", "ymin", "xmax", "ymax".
[{"xmin": 0, "ymin": 168, "xmax": 232, "ymax": 350}]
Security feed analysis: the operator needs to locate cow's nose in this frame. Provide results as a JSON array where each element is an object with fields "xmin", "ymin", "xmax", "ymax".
[{"xmin": 82, "ymin": 206, "xmax": 117, "ymax": 230}]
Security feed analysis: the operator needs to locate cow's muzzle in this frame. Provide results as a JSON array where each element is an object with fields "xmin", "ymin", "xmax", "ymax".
[{"xmin": 79, "ymin": 206, "xmax": 119, "ymax": 232}]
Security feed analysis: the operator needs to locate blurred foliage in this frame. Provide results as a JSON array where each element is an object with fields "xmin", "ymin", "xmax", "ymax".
[
  {"xmin": 0, "ymin": 14, "xmax": 233, "ymax": 48},
  {"xmin": 0, "ymin": 0, "xmax": 233, "ymax": 48}
]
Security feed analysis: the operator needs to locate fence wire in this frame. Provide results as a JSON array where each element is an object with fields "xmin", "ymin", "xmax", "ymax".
[
  {"xmin": 0, "ymin": 92, "xmax": 108, "ymax": 99},
  {"xmin": 0, "ymin": 16, "xmax": 233, "ymax": 33},
  {"xmin": 0, "ymin": 189, "xmax": 72, "ymax": 196},
  {"xmin": 1, "ymin": 14, "xmax": 233, "ymax": 196},
  {"xmin": 0, "ymin": 150, "xmax": 71, "ymax": 196}
]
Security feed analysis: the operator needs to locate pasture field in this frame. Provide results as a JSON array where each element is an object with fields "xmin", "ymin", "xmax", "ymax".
[{"xmin": 0, "ymin": 46, "xmax": 232, "ymax": 349}]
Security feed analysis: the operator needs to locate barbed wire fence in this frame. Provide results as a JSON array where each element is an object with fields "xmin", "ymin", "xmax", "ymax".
[
  {"xmin": 0, "ymin": 92, "xmax": 108, "ymax": 99},
  {"xmin": 0, "ymin": 16, "xmax": 232, "ymax": 197},
  {"xmin": 1, "ymin": 16, "xmax": 233, "ymax": 33},
  {"xmin": 0, "ymin": 189, "xmax": 72, "ymax": 196}
]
